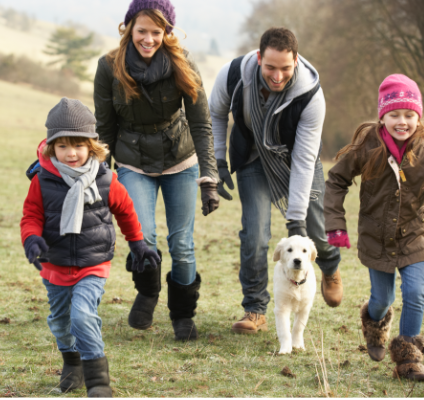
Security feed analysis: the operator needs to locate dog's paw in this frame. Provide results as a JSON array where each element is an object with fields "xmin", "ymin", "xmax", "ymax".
[
  {"xmin": 292, "ymin": 337, "xmax": 305, "ymax": 349},
  {"xmin": 292, "ymin": 345, "xmax": 305, "ymax": 351},
  {"xmin": 278, "ymin": 346, "xmax": 292, "ymax": 355}
]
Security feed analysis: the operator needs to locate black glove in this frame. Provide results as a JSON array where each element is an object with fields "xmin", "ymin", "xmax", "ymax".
[
  {"xmin": 200, "ymin": 182, "xmax": 220, "ymax": 216},
  {"xmin": 217, "ymin": 159, "xmax": 234, "ymax": 200},
  {"xmin": 24, "ymin": 235, "xmax": 49, "ymax": 271},
  {"xmin": 128, "ymin": 240, "xmax": 160, "ymax": 274},
  {"xmin": 286, "ymin": 220, "xmax": 307, "ymax": 237}
]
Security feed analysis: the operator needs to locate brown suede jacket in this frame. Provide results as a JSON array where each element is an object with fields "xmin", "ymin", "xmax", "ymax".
[{"xmin": 324, "ymin": 130, "xmax": 424, "ymax": 273}]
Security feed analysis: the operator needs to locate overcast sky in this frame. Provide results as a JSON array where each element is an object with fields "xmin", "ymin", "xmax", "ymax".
[{"xmin": 0, "ymin": 0, "xmax": 253, "ymax": 57}]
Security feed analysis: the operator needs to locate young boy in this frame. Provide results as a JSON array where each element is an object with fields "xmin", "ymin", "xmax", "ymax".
[{"xmin": 20, "ymin": 98, "xmax": 160, "ymax": 397}]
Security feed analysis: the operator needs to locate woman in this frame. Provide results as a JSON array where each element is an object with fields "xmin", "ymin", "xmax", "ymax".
[{"xmin": 94, "ymin": 0, "xmax": 220, "ymax": 341}]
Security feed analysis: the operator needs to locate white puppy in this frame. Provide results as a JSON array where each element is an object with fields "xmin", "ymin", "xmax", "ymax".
[{"xmin": 273, "ymin": 235, "xmax": 317, "ymax": 354}]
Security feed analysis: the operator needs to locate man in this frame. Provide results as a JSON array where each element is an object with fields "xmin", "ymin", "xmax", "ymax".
[{"xmin": 209, "ymin": 27, "xmax": 342, "ymax": 334}]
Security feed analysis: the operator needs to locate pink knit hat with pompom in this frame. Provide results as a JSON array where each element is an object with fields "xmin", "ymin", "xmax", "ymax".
[{"xmin": 378, "ymin": 74, "xmax": 422, "ymax": 119}]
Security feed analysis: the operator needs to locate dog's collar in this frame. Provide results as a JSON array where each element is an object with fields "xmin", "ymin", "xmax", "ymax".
[{"xmin": 288, "ymin": 271, "xmax": 308, "ymax": 287}]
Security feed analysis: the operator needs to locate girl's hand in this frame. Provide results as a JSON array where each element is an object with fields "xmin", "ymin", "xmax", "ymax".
[
  {"xmin": 24, "ymin": 235, "xmax": 49, "ymax": 271},
  {"xmin": 327, "ymin": 230, "xmax": 351, "ymax": 249}
]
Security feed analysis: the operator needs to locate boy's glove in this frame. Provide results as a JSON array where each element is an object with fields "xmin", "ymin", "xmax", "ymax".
[
  {"xmin": 24, "ymin": 235, "xmax": 49, "ymax": 271},
  {"xmin": 217, "ymin": 159, "xmax": 234, "ymax": 200},
  {"xmin": 128, "ymin": 240, "xmax": 160, "ymax": 273},
  {"xmin": 200, "ymin": 182, "xmax": 220, "ymax": 216},
  {"xmin": 327, "ymin": 230, "xmax": 351, "ymax": 249},
  {"xmin": 286, "ymin": 220, "xmax": 307, "ymax": 237}
]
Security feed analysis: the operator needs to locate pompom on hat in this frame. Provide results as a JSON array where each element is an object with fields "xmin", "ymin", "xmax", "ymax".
[
  {"xmin": 124, "ymin": 0, "xmax": 176, "ymax": 34},
  {"xmin": 378, "ymin": 74, "xmax": 422, "ymax": 119}
]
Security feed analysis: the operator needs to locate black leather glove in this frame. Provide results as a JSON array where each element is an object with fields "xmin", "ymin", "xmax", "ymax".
[
  {"xmin": 128, "ymin": 240, "xmax": 160, "ymax": 274},
  {"xmin": 286, "ymin": 220, "xmax": 307, "ymax": 237},
  {"xmin": 24, "ymin": 235, "xmax": 49, "ymax": 271},
  {"xmin": 200, "ymin": 182, "xmax": 220, "ymax": 216},
  {"xmin": 217, "ymin": 159, "xmax": 234, "ymax": 201}
]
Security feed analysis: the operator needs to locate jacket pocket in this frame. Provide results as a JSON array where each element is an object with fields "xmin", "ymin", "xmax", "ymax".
[
  {"xmin": 112, "ymin": 78, "xmax": 134, "ymax": 121},
  {"xmin": 164, "ymin": 113, "xmax": 194, "ymax": 159},
  {"xmin": 357, "ymin": 213, "xmax": 383, "ymax": 259},
  {"xmin": 399, "ymin": 211, "xmax": 424, "ymax": 255},
  {"xmin": 115, "ymin": 129, "xmax": 141, "ymax": 166}
]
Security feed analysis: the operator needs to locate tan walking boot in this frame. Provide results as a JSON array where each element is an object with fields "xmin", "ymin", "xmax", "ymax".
[
  {"xmin": 231, "ymin": 312, "xmax": 268, "ymax": 334},
  {"xmin": 321, "ymin": 269, "xmax": 343, "ymax": 307}
]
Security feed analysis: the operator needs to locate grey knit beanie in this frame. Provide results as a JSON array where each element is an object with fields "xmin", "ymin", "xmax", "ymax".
[{"xmin": 45, "ymin": 98, "xmax": 99, "ymax": 144}]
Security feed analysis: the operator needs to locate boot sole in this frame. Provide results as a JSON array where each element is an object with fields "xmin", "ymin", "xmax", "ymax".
[
  {"xmin": 231, "ymin": 323, "xmax": 268, "ymax": 334},
  {"xmin": 128, "ymin": 321, "xmax": 153, "ymax": 330},
  {"xmin": 321, "ymin": 281, "xmax": 342, "ymax": 308}
]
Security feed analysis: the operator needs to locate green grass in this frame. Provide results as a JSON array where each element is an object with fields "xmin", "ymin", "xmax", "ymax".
[{"xmin": 0, "ymin": 79, "xmax": 421, "ymax": 397}]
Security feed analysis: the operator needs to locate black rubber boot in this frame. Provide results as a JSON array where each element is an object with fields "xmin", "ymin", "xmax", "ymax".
[
  {"xmin": 128, "ymin": 249, "xmax": 162, "ymax": 330},
  {"xmin": 82, "ymin": 356, "xmax": 113, "ymax": 397},
  {"xmin": 60, "ymin": 351, "xmax": 84, "ymax": 393},
  {"xmin": 167, "ymin": 272, "xmax": 201, "ymax": 341}
]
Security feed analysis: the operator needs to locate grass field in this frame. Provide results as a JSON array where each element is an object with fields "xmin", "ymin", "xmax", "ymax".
[{"xmin": 0, "ymin": 79, "xmax": 421, "ymax": 398}]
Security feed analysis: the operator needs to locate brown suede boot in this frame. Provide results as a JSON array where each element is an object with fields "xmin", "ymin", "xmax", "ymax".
[
  {"xmin": 231, "ymin": 312, "xmax": 267, "ymax": 334},
  {"xmin": 360, "ymin": 301, "xmax": 393, "ymax": 361},
  {"xmin": 321, "ymin": 269, "xmax": 343, "ymax": 307},
  {"xmin": 389, "ymin": 336, "xmax": 424, "ymax": 381}
]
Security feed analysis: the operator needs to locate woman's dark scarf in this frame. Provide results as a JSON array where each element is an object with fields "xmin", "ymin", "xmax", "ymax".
[{"xmin": 125, "ymin": 40, "xmax": 173, "ymax": 104}]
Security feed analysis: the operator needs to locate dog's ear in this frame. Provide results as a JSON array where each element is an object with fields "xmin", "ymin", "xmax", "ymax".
[
  {"xmin": 273, "ymin": 238, "xmax": 287, "ymax": 262},
  {"xmin": 309, "ymin": 238, "xmax": 317, "ymax": 262}
]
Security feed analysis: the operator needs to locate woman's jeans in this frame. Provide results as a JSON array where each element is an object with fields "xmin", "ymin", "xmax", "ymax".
[
  {"xmin": 117, "ymin": 165, "xmax": 199, "ymax": 286},
  {"xmin": 368, "ymin": 262, "xmax": 424, "ymax": 337},
  {"xmin": 236, "ymin": 157, "xmax": 341, "ymax": 315},
  {"xmin": 43, "ymin": 276, "xmax": 106, "ymax": 360}
]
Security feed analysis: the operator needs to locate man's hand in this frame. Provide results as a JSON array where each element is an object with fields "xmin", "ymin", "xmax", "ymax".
[
  {"xmin": 217, "ymin": 159, "xmax": 234, "ymax": 200},
  {"xmin": 286, "ymin": 220, "xmax": 307, "ymax": 237},
  {"xmin": 200, "ymin": 182, "xmax": 220, "ymax": 216},
  {"xmin": 129, "ymin": 240, "xmax": 160, "ymax": 273},
  {"xmin": 24, "ymin": 235, "xmax": 49, "ymax": 271}
]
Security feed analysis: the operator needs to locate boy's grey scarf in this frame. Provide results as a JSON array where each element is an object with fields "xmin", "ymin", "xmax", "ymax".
[
  {"xmin": 250, "ymin": 65, "xmax": 298, "ymax": 216},
  {"xmin": 51, "ymin": 157, "xmax": 102, "ymax": 236},
  {"xmin": 126, "ymin": 41, "xmax": 173, "ymax": 104}
]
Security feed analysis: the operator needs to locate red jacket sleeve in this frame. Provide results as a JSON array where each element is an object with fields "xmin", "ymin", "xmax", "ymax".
[
  {"xmin": 20, "ymin": 175, "xmax": 45, "ymax": 244},
  {"xmin": 108, "ymin": 173, "xmax": 143, "ymax": 242}
]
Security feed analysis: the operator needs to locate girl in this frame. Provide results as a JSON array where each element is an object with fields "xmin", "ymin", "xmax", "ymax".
[
  {"xmin": 324, "ymin": 74, "xmax": 424, "ymax": 381},
  {"xmin": 21, "ymin": 97, "xmax": 159, "ymax": 397},
  {"xmin": 94, "ymin": 0, "xmax": 220, "ymax": 341}
]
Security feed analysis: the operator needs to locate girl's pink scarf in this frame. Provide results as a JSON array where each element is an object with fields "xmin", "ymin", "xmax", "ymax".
[{"xmin": 380, "ymin": 126, "xmax": 408, "ymax": 165}]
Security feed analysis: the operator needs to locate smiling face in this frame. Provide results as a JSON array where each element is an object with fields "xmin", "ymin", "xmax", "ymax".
[
  {"xmin": 131, "ymin": 13, "xmax": 165, "ymax": 65},
  {"xmin": 54, "ymin": 138, "xmax": 90, "ymax": 168},
  {"xmin": 381, "ymin": 109, "xmax": 420, "ymax": 147},
  {"xmin": 257, "ymin": 47, "xmax": 298, "ymax": 92}
]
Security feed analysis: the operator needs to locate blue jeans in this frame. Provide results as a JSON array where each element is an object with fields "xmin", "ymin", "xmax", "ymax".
[
  {"xmin": 368, "ymin": 262, "xmax": 424, "ymax": 337},
  {"xmin": 117, "ymin": 164, "xmax": 199, "ymax": 285},
  {"xmin": 43, "ymin": 276, "xmax": 106, "ymax": 360},
  {"xmin": 236, "ymin": 157, "xmax": 341, "ymax": 314}
]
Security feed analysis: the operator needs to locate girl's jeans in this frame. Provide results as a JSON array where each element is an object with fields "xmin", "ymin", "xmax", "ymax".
[
  {"xmin": 117, "ymin": 164, "xmax": 199, "ymax": 286},
  {"xmin": 368, "ymin": 262, "xmax": 424, "ymax": 337},
  {"xmin": 43, "ymin": 276, "xmax": 106, "ymax": 360}
]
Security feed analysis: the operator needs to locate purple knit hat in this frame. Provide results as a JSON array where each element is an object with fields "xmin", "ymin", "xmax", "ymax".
[{"xmin": 124, "ymin": 0, "xmax": 176, "ymax": 34}]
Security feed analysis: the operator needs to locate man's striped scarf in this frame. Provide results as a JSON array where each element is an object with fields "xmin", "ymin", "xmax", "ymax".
[{"xmin": 250, "ymin": 65, "xmax": 298, "ymax": 216}]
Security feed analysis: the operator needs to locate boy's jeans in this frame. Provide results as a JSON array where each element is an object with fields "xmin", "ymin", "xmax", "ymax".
[
  {"xmin": 368, "ymin": 262, "xmax": 424, "ymax": 337},
  {"xmin": 236, "ymin": 157, "xmax": 341, "ymax": 315},
  {"xmin": 117, "ymin": 164, "xmax": 199, "ymax": 286},
  {"xmin": 43, "ymin": 276, "xmax": 106, "ymax": 360}
]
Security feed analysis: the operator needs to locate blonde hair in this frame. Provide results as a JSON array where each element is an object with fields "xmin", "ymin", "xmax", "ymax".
[
  {"xmin": 336, "ymin": 120, "xmax": 424, "ymax": 181},
  {"xmin": 107, "ymin": 9, "xmax": 201, "ymax": 103},
  {"xmin": 43, "ymin": 136, "xmax": 109, "ymax": 163}
]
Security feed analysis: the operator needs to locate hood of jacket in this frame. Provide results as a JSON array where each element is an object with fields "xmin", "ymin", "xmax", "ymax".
[{"xmin": 240, "ymin": 49, "xmax": 320, "ymax": 105}]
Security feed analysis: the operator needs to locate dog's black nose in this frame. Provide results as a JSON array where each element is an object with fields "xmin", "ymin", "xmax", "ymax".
[{"xmin": 293, "ymin": 258, "xmax": 302, "ymax": 267}]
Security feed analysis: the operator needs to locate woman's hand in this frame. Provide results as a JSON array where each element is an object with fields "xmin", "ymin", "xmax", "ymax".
[
  {"xmin": 327, "ymin": 230, "xmax": 351, "ymax": 248},
  {"xmin": 200, "ymin": 182, "xmax": 220, "ymax": 216}
]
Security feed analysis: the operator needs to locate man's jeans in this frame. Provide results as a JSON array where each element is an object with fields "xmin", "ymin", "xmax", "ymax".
[
  {"xmin": 236, "ymin": 157, "xmax": 341, "ymax": 314},
  {"xmin": 368, "ymin": 262, "xmax": 424, "ymax": 337},
  {"xmin": 43, "ymin": 276, "xmax": 106, "ymax": 360},
  {"xmin": 118, "ymin": 165, "xmax": 199, "ymax": 286}
]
